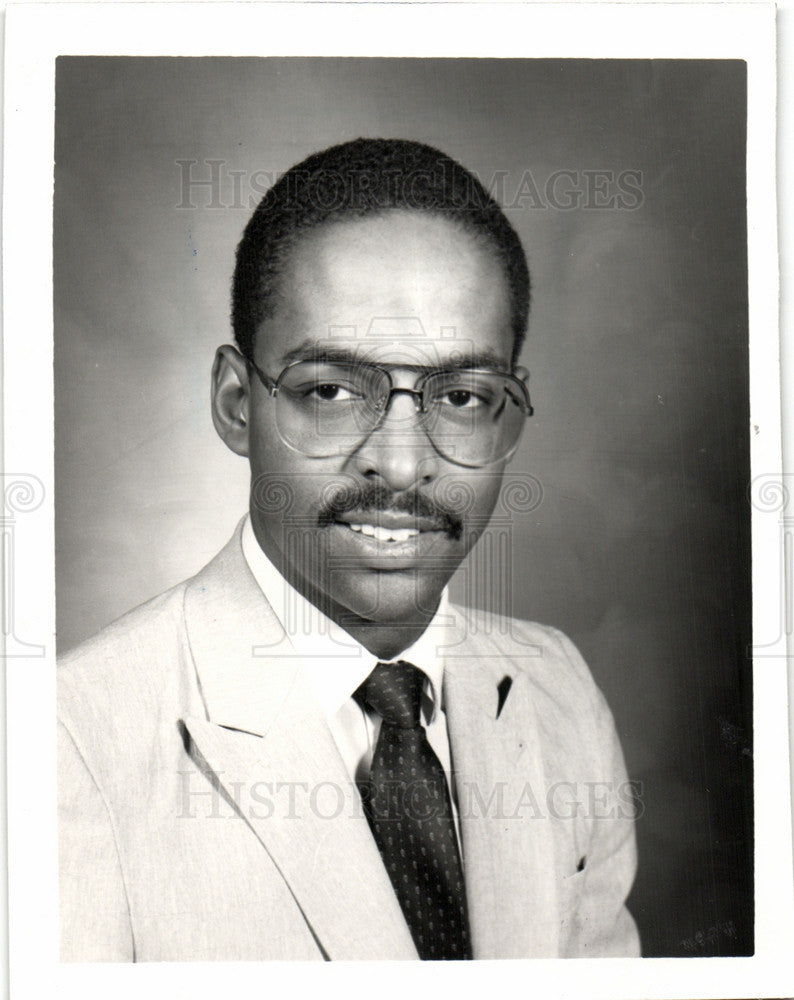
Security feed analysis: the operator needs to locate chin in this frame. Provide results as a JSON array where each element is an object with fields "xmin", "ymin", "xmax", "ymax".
[{"xmin": 331, "ymin": 570, "xmax": 450, "ymax": 627}]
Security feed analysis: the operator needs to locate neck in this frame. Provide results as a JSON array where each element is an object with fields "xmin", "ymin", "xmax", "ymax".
[{"xmin": 336, "ymin": 618, "xmax": 433, "ymax": 661}]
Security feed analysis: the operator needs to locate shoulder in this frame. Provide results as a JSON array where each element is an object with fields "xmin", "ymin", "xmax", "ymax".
[
  {"xmin": 57, "ymin": 579, "xmax": 194, "ymax": 739},
  {"xmin": 448, "ymin": 602, "xmax": 615, "ymax": 734},
  {"xmin": 449, "ymin": 602, "xmax": 595, "ymax": 681},
  {"xmin": 58, "ymin": 580, "xmax": 188, "ymax": 679},
  {"xmin": 56, "ymin": 519, "xmax": 261, "ymax": 754},
  {"xmin": 449, "ymin": 605, "xmax": 630, "ymax": 796},
  {"xmin": 57, "ymin": 521, "xmax": 247, "ymax": 702}
]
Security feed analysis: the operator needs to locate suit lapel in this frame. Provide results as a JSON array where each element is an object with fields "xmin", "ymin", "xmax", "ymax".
[
  {"xmin": 180, "ymin": 526, "xmax": 417, "ymax": 960},
  {"xmin": 445, "ymin": 638, "xmax": 560, "ymax": 959}
]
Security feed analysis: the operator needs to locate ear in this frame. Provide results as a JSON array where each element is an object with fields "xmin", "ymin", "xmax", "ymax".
[{"xmin": 211, "ymin": 344, "xmax": 251, "ymax": 457}]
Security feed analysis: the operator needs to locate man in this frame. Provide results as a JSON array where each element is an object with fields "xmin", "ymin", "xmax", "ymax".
[{"xmin": 58, "ymin": 138, "xmax": 640, "ymax": 961}]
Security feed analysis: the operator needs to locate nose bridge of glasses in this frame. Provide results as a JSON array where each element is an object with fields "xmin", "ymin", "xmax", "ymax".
[
  {"xmin": 367, "ymin": 384, "xmax": 434, "ymax": 452},
  {"xmin": 378, "ymin": 384, "xmax": 426, "ymax": 415}
]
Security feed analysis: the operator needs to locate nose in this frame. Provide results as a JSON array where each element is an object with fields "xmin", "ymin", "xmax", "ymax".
[{"xmin": 348, "ymin": 389, "xmax": 440, "ymax": 491}]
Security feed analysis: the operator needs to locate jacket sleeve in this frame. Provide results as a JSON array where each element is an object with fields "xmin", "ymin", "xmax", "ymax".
[
  {"xmin": 555, "ymin": 630, "xmax": 642, "ymax": 958},
  {"xmin": 58, "ymin": 721, "xmax": 135, "ymax": 962}
]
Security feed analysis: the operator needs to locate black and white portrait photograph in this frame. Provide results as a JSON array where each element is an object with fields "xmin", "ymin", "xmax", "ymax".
[{"xmin": 2, "ymin": 4, "xmax": 791, "ymax": 999}]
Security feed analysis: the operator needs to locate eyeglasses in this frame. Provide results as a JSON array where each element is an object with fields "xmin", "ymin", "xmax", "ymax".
[{"xmin": 246, "ymin": 356, "xmax": 533, "ymax": 468}]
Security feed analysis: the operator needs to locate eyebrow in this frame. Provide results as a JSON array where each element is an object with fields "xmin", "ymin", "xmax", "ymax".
[{"xmin": 279, "ymin": 340, "xmax": 512, "ymax": 371}]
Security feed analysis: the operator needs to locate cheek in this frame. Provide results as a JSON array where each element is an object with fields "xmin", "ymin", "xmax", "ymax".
[
  {"xmin": 247, "ymin": 429, "xmax": 355, "ymax": 529},
  {"xmin": 435, "ymin": 470, "xmax": 505, "ymax": 541},
  {"xmin": 247, "ymin": 428, "xmax": 312, "ymax": 524}
]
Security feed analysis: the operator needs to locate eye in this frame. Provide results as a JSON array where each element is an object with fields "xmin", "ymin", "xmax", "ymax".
[
  {"xmin": 307, "ymin": 382, "xmax": 359, "ymax": 402},
  {"xmin": 440, "ymin": 388, "xmax": 491, "ymax": 409}
]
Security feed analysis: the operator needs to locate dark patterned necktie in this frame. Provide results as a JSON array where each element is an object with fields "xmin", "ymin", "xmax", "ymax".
[{"xmin": 355, "ymin": 660, "xmax": 472, "ymax": 960}]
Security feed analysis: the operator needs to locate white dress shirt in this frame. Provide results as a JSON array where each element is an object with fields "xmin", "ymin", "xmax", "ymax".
[{"xmin": 240, "ymin": 515, "xmax": 460, "ymax": 834}]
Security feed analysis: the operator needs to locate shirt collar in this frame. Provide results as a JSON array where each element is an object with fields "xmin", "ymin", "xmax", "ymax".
[{"xmin": 241, "ymin": 513, "xmax": 449, "ymax": 722}]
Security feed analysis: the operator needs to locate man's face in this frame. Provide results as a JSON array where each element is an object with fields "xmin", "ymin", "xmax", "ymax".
[{"xmin": 223, "ymin": 211, "xmax": 516, "ymax": 631}]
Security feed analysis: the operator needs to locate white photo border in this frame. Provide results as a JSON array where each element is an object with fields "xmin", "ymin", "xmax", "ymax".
[{"xmin": 3, "ymin": 3, "xmax": 789, "ymax": 999}]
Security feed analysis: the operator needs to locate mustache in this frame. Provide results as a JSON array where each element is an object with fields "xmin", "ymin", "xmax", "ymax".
[{"xmin": 317, "ymin": 484, "xmax": 463, "ymax": 541}]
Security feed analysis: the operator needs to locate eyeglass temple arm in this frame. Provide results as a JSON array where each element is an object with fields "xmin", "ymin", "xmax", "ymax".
[
  {"xmin": 512, "ymin": 367, "xmax": 534, "ymax": 417},
  {"xmin": 246, "ymin": 357, "xmax": 278, "ymax": 395}
]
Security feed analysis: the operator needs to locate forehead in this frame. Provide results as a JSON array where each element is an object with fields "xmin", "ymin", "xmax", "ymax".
[{"xmin": 257, "ymin": 211, "xmax": 513, "ymax": 369}]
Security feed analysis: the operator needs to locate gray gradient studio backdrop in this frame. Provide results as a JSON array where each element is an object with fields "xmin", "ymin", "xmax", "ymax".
[{"xmin": 54, "ymin": 58, "xmax": 751, "ymax": 958}]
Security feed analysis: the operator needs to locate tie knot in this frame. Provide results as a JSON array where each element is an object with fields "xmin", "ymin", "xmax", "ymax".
[{"xmin": 356, "ymin": 660, "xmax": 424, "ymax": 729}]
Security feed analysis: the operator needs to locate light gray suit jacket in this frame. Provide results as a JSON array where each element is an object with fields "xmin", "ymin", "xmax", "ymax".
[{"xmin": 58, "ymin": 523, "xmax": 640, "ymax": 961}]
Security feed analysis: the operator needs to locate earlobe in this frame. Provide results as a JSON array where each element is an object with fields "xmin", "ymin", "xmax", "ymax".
[{"xmin": 211, "ymin": 344, "xmax": 251, "ymax": 457}]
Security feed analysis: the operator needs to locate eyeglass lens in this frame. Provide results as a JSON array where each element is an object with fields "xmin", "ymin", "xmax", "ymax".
[{"xmin": 274, "ymin": 361, "xmax": 528, "ymax": 466}]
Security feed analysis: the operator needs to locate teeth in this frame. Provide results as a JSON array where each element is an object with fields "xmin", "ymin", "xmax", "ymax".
[
  {"xmin": 347, "ymin": 523, "xmax": 420, "ymax": 542},
  {"xmin": 385, "ymin": 527, "xmax": 418, "ymax": 543}
]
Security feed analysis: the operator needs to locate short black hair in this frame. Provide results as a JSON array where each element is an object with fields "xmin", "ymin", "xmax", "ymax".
[{"xmin": 232, "ymin": 138, "xmax": 530, "ymax": 366}]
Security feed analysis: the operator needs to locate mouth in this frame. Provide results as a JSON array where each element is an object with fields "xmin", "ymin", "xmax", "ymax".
[
  {"xmin": 345, "ymin": 523, "xmax": 420, "ymax": 543},
  {"xmin": 316, "ymin": 485, "xmax": 463, "ymax": 542},
  {"xmin": 326, "ymin": 512, "xmax": 454, "ymax": 564},
  {"xmin": 332, "ymin": 511, "xmax": 449, "ymax": 543}
]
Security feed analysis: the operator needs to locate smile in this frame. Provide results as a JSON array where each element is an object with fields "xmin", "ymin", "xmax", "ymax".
[
  {"xmin": 328, "ymin": 517, "xmax": 452, "ymax": 564},
  {"xmin": 346, "ymin": 523, "xmax": 420, "ymax": 543}
]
